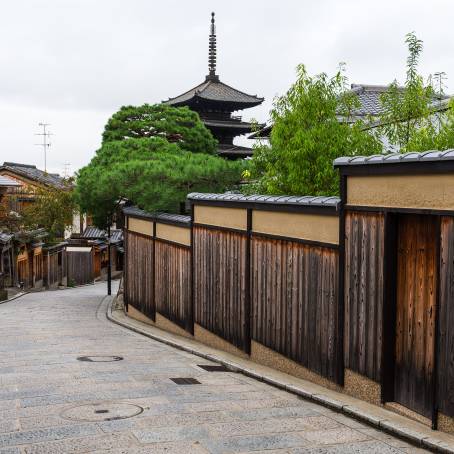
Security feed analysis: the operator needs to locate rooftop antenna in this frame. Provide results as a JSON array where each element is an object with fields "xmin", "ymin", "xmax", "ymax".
[
  {"xmin": 34, "ymin": 123, "xmax": 52, "ymax": 173},
  {"xmin": 208, "ymin": 12, "xmax": 217, "ymax": 79},
  {"xmin": 63, "ymin": 162, "xmax": 71, "ymax": 178},
  {"xmin": 433, "ymin": 72, "xmax": 447, "ymax": 129}
]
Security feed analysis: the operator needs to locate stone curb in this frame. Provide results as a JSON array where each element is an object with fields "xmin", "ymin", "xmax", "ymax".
[
  {"xmin": 105, "ymin": 299, "xmax": 454, "ymax": 454},
  {"xmin": 0, "ymin": 291, "xmax": 28, "ymax": 305}
]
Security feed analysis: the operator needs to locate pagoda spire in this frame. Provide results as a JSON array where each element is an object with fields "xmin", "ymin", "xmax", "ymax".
[{"xmin": 208, "ymin": 12, "xmax": 217, "ymax": 79}]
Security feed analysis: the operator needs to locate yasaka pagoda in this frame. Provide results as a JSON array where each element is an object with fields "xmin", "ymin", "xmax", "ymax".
[{"xmin": 165, "ymin": 12, "xmax": 264, "ymax": 159}]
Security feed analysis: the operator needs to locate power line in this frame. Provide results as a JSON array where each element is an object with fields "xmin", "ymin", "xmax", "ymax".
[{"xmin": 34, "ymin": 122, "xmax": 52, "ymax": 173}]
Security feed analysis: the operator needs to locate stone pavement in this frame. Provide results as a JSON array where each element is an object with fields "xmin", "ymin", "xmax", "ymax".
[{"xmin": 0, "ymin": 284, "xmax": 432, "ymax": 453}]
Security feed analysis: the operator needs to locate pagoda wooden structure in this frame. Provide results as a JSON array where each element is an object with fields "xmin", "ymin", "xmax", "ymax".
[{"xmin": 165, "ymin": 13, "xmax": 264, "ymax": 159}]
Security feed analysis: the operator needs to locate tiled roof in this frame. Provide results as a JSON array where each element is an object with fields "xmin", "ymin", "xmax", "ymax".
[
  {"xmin": 123, "ymin": 206, "xmax": 154, "ymax": 220},
  {"xmin": 347, "ymin": 84, "xmax": 451, "ymax": 118},
  {"xmin": 122, "ymin": 206, "xmax": 191, "ymax": 226},
  {"xmin": 0, "ymin": 175, "xmax": 20, "ymax": 187},
  {"xmin": 217, "ymin": 144, "xmax": 254, "ymax": 158},
  {"xmin": 250, "ymin": 85, "xmax": 452, "ymax": 138},
  {"xmin": 155, "ymin": 213, "xmax": 191, "ymax": 226},
  {"xmin": 0, "ymin": 232, "xmax": 13, "ymax": 244},
  {"xmin": 82, "ymin": 226, "xmax": 106, "ymax": 239},
  {"xmin": 187, "ymin": 193, "xmax": 340, "ymax": 209},
  {"xmin": 82, "ymin": 227, "xmax": 123, "ymax": 243},
  {"xmin": 203, "ymin": 119, "xmax": 256, "ymax": 130},
  {"xmin": 0, "ymin": 162, "xmax": 66, "ymax": 189},
  {"xmin": 334, "ymin": 149, "xmax": 454, "ymax": 167},
  {"xmin": 164, "ymin": 77, "xmax": 263, "ymax": 108}
]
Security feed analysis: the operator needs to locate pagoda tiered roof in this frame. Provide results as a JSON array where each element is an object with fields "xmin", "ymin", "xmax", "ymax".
[
  {"xmin": 165, "ymin": 76, "xmax": 263, "ymax": 110},
  {"xmin": 163, "ymin": 12, "xmax": 264, "ymax": 159}
]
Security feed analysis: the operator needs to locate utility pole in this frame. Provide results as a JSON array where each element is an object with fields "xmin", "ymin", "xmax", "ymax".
[{"xmin": 34, "ymin": 123, "xmax": 52, "ymax": 173}]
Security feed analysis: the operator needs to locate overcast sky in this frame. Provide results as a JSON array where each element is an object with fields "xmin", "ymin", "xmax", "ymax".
[{"xmin": 0, "ymin": 0, "xmax": 452, "ymax": 175}]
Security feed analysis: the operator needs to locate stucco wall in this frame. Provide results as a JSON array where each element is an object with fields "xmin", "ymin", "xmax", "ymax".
[
  {"xmin": 252, "ymin": 210, "xmax": 339, "ymax": 244},
  {"xmin": 347, "ymin": 174, "xmax": 454, "ymax": 210},
  {"xmin": 156, "ymin": 223, "xmax": 190, "ymax": 246},
  {"xmin": 128, "ymin": 218, "xmax": 153, "ymax": 236},
  {"xmin": 194, "ymin": 206, "xmax": 247, "ymax": 230}
]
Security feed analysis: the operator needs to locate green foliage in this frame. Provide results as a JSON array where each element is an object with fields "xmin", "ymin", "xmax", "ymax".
[
  {"xmin": 245, "ymin": 65, "xmax": 382, "ymax": 196},
  {"xmin": 76, "ymin": 137, "xmax": 244, "ymax": 228},
  {"xmin": 0, "ymin": 202, "xmax": 21, "ymax": 232},
  {"xmin": 102, "ymin": 104, "xmax": 217, "ymax": 154},
  {"xmin": 405, "ymin": 101, "xmax": 454, "ymax": 152},
  {"xmin": 21, "ymin": 182, "xmax": 76, "ymax": 241},
  {"xmin": 379, "ymin": 32, "xmax": 436, "ymax": 151}
]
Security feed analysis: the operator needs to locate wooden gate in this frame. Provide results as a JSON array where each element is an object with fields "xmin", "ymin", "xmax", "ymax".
[{"xmin": 394, "ymin": 214, "xmax": 438, "ymax": 418}]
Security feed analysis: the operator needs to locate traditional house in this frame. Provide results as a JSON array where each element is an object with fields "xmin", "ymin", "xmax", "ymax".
[
  {"xmin": 42, "ymin": 242, "xmax": 67, "ymax": 289},
  {"xmin": 164, "ymin": 13, "xmax": 264, "ymax": 159},
  {"xmin": 80, "ymin": 226, "xmax": 124, "ymax": 277},
  {"xmin": 0, "ymin": 162, "xmax": 67, "ymax": 213},
  {"xmin": 0, "ymin": 232, "xmax": 14, "ymax": 289},
  {"xmin": 68, "ymin": 226, "xmax": 123, "ymax": 282},
  {"xmin": 251, "ymin": 84, "xmax": 452, "ymax": 149},
  {"xmin": 13, "ymin": 229, "xmax": 47, "ymax": 289},
  {"xmin": 0, "ymin": 162, "xmax": 86, "ymax": 236}
]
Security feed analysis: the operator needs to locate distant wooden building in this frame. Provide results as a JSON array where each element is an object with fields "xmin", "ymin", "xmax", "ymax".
[
  {"xmin": 43, "ymin": 242, "xmax": 67, "ymax": 289},
  {"xmin": 0, "ymin": 162, "xmax": 86, "ymax": 236},
  {"xmin": 80, "ymin": 226, "xmax": 124, "ymax": 277},
  {"xmin": 13, "ymin": 229, "xmax": 47, "ymax": 289},
  {"xmin": 0, "ymin": 232, "xmax": 14, "ymax": 288},
  {"xmin": 164, "ymin": 13, "xmax": 264, "ymax": 159},
  {"xmin": 0, "ymin": 162, "xmax": 67, "ymax": 213}
]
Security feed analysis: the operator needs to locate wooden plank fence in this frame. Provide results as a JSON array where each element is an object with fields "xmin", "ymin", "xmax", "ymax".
[
  {"xmin": 66, "ymin": 247, "xmax": 94, "ymax": 286},
  {"xmin": 122, "ymin": 155, "xmax": 454, "ymax": 431}
]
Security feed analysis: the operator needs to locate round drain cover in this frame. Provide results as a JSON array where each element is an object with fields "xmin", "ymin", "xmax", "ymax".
[
  {"xmin": 61, "ymin": 402, "xmax": 143, "ymax": 422},
  {"xmin": 77, "ymin": 355, "xmax": 123, "ymax": 362}
]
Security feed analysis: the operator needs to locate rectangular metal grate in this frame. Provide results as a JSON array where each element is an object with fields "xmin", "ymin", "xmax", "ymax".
[
  {"xmin": 197, "ymin": 364, "xmax": 230, "ymax": 372},
  {"xmin": 170, "ymin": 377, "xmax": 201, "ymax": 385}
]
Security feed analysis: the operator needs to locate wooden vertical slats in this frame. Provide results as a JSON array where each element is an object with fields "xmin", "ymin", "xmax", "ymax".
[
  {"xmin": 394, "ymin": 215, "xmax": 437, "ymax": 418},
  {"xmin": 154, "ymin": 240, "xmax": 191, "ymax": 330},
  {"xmin": 67, "ymin": 251, "xmax": 93, "ymax": 285},
  {"xmin": 250, "ymin": 236, "xmax": 339, "ymax": 382},
  {"xmin": 124, "ymin": 230, "xmax": 154, "ymax": 319},
  {"xmin": 193, "ymin": 226, "xmax": 248, "ymax": 351},
  {"xmin": 438, "ymin": 216, "xmax": 454, "ymax": 418},
  {"xmin": 344, "ymin": 211, "xmax": 384, "ymax": 382}
]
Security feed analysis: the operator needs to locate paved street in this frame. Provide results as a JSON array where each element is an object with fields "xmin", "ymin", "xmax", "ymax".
[{"xmin": 0, "ymin": 285, "xmax": 429, "ymax": 453}]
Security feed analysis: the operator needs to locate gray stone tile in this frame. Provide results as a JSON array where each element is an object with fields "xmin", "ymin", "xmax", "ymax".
[
  {"xmin": 289, "ymin": 440, "xmax": 406, "ymax": 453},
  {"xmin": 136, "ymin": 411, "xmax": 233, "ymax": 429},
  {"xmin": 0, "ymin": 424, "xmax": 100, "ymax": 447},
  {"xmin": 23, "ymin": 432, "xmax": 137, "ymax": 454},
  {"xmin": 0, "ymin": 283, "xmax": 437, "ymax": 454},
  {"xmin": 208, "ymin": 417, "xmax": 339, "ymax": 437},
  {"xmin": 0, "ymin": 419, "xmax": 19, "ymax": 433},
  {"xmin": 90, "ymin": 440, "xmax": 209, "ymax": 454},
  {"xmin": 0, "ymin": 448, "xmax": 22, "ymax": 454},
  {"xmin": 201, "ymin": 433, "xmax": 309, "ymax": 453},
  {"xmin": 226, "ymin": 406, "xmax": 323, "ymax": 422},
  {"xmin": 298, "ymin": 427, "xmax": 372, "ymax": 445},
  {"xmin": 133, "ymin": 425, "xmax": 210, "ymax": 443}
]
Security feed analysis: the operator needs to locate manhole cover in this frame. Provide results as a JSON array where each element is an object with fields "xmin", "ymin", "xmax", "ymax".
[
  {"xmin": 61, "ymin": 402, "xmax": 143, "ymax": 422},
  {"xmin": 77, "ymin": 355, "xmax": 123, "ymax": 362}
]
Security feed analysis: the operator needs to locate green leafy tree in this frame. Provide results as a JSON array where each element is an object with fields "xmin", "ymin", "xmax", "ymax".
[
  {"xmin": 379, "ymin": 32, "xmax": 435, "ymax": 151},
  {"xmin": 22, "ymin": 182, "xmax": 76, "ymax": 241},
  {"xmin": 245, "ymin": 64, "xmax": 382, "ymax": 196},
  {"xmin": 76, "ymin": 137, "xmax": 244, "ymax": 228},
  {"xmin": 102, "ymin": 104, "xmax": 217, "ymax": 154}
]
